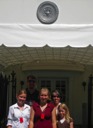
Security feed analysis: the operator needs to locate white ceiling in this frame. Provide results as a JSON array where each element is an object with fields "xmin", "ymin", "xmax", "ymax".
[{"xmin": 0, "ymin": 45, "xmax": 93, "ymax": 70}]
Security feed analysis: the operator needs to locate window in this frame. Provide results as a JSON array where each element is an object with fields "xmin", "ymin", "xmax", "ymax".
[
  {"xmin": 41, "ymin": 80, "xmax": 51, "ymax": 91},
  {"xmin": 38, "ymin": 77, "xmax": 68, "ymax": 102},
  {"xmin": 55, "ymin": 80, "xmax": 66, "ymax": 102}
]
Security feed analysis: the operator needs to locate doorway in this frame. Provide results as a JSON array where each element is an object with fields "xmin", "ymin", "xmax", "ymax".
[{"xmin": 38, "ymin": 77, "xmax": 69, "ymax": 103}]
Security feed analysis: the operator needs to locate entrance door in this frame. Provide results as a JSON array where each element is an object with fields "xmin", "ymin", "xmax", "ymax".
[{"xmin": 38, "ymin": 77, "xmax": 68, "ymax": 102}]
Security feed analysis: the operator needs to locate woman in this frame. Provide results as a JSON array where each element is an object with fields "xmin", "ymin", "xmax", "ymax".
[
  {"xmin": 52, "ymin": 90, "xmax": 61, "ymax": 118},
  {"xmin": 28, "ymin": 87, "xmax": 57, "ymax": 128},
  {"xmin": 7, "ymin": 89, "xmax": 31, "ymax": 128},
  {"xmin": 57, "ymin": 103, "xmax": 74, "ymax": 128}
]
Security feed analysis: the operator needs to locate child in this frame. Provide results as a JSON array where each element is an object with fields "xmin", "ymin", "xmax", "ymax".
[
  {"xmin": 28, "ymin": 87, "xmax": 56, "ymax": 128},
  {"xmin": 7, "ymin": 89, "xmax": 31, "ymax": 128},
  {"xmin": 57, "ymin": 103, "xmax": 74, "ymax": 128}
]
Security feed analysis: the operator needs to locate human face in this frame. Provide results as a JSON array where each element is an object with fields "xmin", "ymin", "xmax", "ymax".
[
  {"xmin": 17, "ymin": 93, "xmax": 27, "ymax": 107},
  {"xmin": 52, "ymin": 93, "xmax": 60, "ymax": 106},
  {"xmin": 58, "ymin": 107, "xmax": 66, "ymax": 119},
  {"xmin": 27, "ymin": 77, "xmax": 36, "ymax": 90},
  {"xmin": 39, "ymin": 90, "xmax": 49, "ymax": 104}
]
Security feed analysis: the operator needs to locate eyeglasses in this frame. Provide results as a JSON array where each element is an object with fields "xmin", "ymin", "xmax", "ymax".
[{"xmin": 28, "ymin": 80, "xmax": 35, "ymax": 83}]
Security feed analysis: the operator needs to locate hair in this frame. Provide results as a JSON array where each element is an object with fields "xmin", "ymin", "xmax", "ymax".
[
  {"xmin": 17, "ymin": 89, "xmax": 27, "ymax": 96},
  {"xmin": 58, "ymin": 103, "xmax": 72, "ymax": 123},
  {"xmin": 27, "ymin": 75, "xmax": 36, "ymax": 81},
  {"xmin": 39, "ymin": 87, "xmax": 51, "ymax": 101},
  {"xmin": 52, "ymin": 89, "xmax": 61, "ymax": 99}
]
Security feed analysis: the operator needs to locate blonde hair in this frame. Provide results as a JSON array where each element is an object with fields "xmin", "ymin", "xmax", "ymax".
[
  {"xmin": 39, "ymin": 87, "xmax": 51, "ymax": 101},
  {"xmin": 17, "ymin": 89, "xmax": 27, "ymax": 96},
  {"xmin": 58, "ymin": 103, "xmax": 72, "ymax": 123}
]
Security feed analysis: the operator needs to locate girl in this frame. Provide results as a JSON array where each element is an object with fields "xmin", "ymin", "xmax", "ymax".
[
  {"xmin": 57, "ymin": 103, "xmax": 74, "ymax": 128},
  {"xmin": 28, "ymin": 87, "xmax": 57, "ymax": 128},
  {"xmin": 7, "ymin": 89, "xmax": 31, "ymax": 128}
]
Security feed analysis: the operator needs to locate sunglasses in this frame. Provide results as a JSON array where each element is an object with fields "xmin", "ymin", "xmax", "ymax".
[
  {"xmin": 53, "ymin": 95, "xmax": 60, "ymax": 98},
  {"xmin": 28, "ymin": 80, "xmax": 35, "ymax": 83}
]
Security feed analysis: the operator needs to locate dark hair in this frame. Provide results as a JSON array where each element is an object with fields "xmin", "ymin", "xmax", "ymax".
[
  {"xmin": 52, "ymin": 89, "xmax": 61, "ymax": 99},
  {"xmin": 27, "ymin": 75, "xmax": 36, "ymax": 81}
]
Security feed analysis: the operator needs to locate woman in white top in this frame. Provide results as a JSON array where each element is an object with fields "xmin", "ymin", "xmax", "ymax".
[{"xmin": 7, "ymin": 89, "xmax": 31, "ymax": 128}]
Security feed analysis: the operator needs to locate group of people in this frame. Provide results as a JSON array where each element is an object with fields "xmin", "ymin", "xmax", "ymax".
[{"xmin": 7, "ymin": 75, "xmax": 74, "ymax": 128}]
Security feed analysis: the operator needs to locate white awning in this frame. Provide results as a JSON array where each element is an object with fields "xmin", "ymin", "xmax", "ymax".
[
  {"xmin": 0, "ymin": 24, "xmax": 93, "ymax": 69},
  {"xmin": 0, "ymin": 24, "xmax": 93, "ymax": 47}
]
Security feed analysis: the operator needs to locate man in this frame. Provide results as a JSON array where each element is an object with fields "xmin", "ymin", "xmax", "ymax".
[{"xmin": 26, "ymin": 75, "xmax": 39, "ymax": 106}]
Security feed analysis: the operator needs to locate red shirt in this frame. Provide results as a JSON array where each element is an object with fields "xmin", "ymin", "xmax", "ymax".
[{"xmin": 33, "ymin": 102, "xmax": 54, "ymax": 128}]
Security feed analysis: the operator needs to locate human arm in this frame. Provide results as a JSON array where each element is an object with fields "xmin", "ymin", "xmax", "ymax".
[
  {"xmin": 70, "ymin": 121, "xmax": 74, "ymax": 128},
  {"xmin": 7, "ymin": 107, "xmax": 13, "ymax": 128},
  {"xmin": 52, "ymin": 107, "xmax": 57, "ymax": 128},
  {"xmin": 28, "ymin": 107, "xmax": 35, "ymax": 128}
]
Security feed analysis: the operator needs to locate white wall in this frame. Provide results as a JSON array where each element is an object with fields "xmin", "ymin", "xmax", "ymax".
[{"xmin": 0, "ymin": 0, "xmax": 93, "ymax": 24}]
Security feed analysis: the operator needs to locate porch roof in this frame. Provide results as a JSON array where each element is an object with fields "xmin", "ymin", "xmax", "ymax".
[{"xmin": 0, "ymin": 24, "xmax": 93, "ymax": 70}]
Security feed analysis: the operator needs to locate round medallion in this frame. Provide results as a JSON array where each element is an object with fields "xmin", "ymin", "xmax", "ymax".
[{"xmin": 37, "ymin": 1, "xmax": 59, "ymax": 24}]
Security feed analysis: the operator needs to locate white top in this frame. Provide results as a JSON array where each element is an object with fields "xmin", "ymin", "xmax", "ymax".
[
  {"xmin": 60, "ymin": 118, "xmax": 65, "ymax": 124},
  {"xmin": 7, "ymin": 103, "xmax": 31, "ymax": 128}
]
